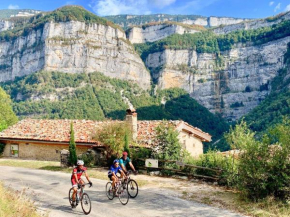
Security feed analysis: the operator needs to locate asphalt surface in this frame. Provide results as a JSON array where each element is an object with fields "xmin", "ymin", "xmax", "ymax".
[{"xmin": 0, "ymin": 166, "xmax": 244, "ymax": 217}]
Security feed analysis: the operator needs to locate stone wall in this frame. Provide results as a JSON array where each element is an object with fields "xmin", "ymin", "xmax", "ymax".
[
  {"xmin": 178, "ymin": 131, "xmax": 203, "ymax": 158},
  {"xmin": 2, "ymin": 141, "xmax": 90, "ymax": 161}
]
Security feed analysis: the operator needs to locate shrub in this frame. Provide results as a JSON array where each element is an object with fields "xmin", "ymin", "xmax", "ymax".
[
  {"xmin": 79, "ymin": 152, "xmax": 94, "ymax": 167},
  {"xmin": 183, "ymin": 150, "xmax": 238, "ymax": 186},
  {"xmin": 225, "ymin": 119, "xmax": 290, "ymax": 201},
  {"xmin": 94, "ymin": 122, "xmax": 131, "ymax": 160}
]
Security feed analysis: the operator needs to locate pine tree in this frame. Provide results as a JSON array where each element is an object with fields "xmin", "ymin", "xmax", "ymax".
[{"xmin": 69, "ymin": 122, "xmax": 77, "ymax": 166}]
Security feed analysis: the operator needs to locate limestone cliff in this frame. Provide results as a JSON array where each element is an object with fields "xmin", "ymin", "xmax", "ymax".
[
  {"xmin": 105, "ymin": 14, "xmax": 248, "ymax": 29},
  {"xmin": 0, "ymin": 21, "xmax": 151, "ymax": 89},
  {"xmin": 127, "ymin": 22, "xmax": 203, "ymax": 43},
  {"xmin": 213, "ymin": 11, "xmax": 290, "ymax": 34},
  {"xmin": 146, "ymin": 37, "xmax": 290, "ymax": 121}
]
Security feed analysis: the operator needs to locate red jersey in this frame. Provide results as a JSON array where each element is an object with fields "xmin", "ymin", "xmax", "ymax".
[{"xmin": 71, "ymin": 167, "xmax": 87, "ymax": 181}]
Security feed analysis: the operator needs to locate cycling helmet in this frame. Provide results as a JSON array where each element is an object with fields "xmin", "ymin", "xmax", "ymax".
[
  {"xmin": 113, "ymin": 159, "xmax": 119, "ymax": 164},
  {"xmin": 77, "ymin": 160, "xmax": 84, "ymax": 166},
  {"xmin": 122, "ymin": 151, "xmax": 128, "ymax": 156}
]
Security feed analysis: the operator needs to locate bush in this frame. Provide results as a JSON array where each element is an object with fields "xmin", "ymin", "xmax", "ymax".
[
  {"xmin": 225, "ymin": 119, "xmax": 290, "ymax": 201},
  {"xmin": 184, "ymin": 150, "xmax": 238, "ymax": 186},
  {"xmin": 79, "ymin": 152, "xmax": 94, "ymax": 167}
]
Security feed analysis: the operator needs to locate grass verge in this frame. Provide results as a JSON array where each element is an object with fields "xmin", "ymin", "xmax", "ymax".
[
  {"xmin": 0, "ymin": 182, "xmax": 41, "ymax": 217},
  {"xmin": 182, "ymin": 188, "xmax": 290, "ymax": 217}
]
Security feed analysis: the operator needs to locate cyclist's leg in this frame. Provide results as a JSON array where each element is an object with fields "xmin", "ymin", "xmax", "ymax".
[
  {"xmin": 71, "ymin": 179, "xmax": 78, "ymax": 202},
  {"xmin": 111, "ymin": 176, "xmax": 117, "ymax": 190}
]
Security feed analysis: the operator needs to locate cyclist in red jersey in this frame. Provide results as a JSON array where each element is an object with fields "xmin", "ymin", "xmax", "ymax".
[{"xmin": 71, "ymin": 160, "xmax": 92, "ymax": 208}]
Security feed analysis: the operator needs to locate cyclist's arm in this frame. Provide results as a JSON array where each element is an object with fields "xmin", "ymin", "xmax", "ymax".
[
  {"xmin": 120, "ymin": 169, "xmax": 127, "ymax": 179},
  {"xmin": 84, "ymin": 171, "xmax": 91, "ymax": 183},
  {"xmin": 129, "ymin": 162, "xmax": 136, "ymax": 172},
  {"xmin": 120, "ymin": 163, "xmax": 127, "ymax": 172}
]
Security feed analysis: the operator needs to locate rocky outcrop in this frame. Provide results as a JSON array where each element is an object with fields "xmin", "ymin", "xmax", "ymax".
[
  {"xmin": 105, "ymin": 14, "xmax": 248, "ymax": 29},
  {"xmin": 0, "ymin": 20, "xmax": 13, "ymax": 32},
  {"xmin": 0, "ymin": 21, "xmax": 151, "ymax": 89},
  {"xmin": 182, "ymin": 16, "xmax": 247, "ymax": 27},
  {"xmin": 127, "ymin": 23, "xmax": 200, "ymax": 43},
  {"xmin": 146, "ymin": 37, "xmax": 290, "ymax": 121},
  {"xmin": 213, "ymin": 11, "xmax": 290, "ymax": 35}
]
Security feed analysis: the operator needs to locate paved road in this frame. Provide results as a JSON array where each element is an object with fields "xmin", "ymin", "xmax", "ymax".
[{"xmin": 0, "ymin": 166, "xmax": 243, "ymax": 217}]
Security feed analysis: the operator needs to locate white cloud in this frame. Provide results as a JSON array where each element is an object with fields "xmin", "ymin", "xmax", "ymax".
[
  {"xmin": 8, "ymin": 4, "xmax": 19, "ymax": 9},
  {"xmin": 148, "ymin": 0, "xmax": 176, "ymax": 8},
  {"xmin": 90, "ymin": 0, "xmax": 150, "ymax": 16},
  {"xmin": 269, "ymin": 1, "xmax": 274, "ymax": 6},
  {"xmin": 274, "ymin": 2, "xmax": 281, "ymax": 12},
  {"xmin": 285, "ymin": 4, "xmax": 290, "ymax": 12}
]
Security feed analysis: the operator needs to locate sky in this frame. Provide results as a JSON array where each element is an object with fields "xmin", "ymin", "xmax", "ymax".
[{"xmin": 1, "ymin": 0, "xmax": 290, "ymax": 18}]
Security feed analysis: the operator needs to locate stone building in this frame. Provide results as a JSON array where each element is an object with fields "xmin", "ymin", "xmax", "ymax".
[{"xmin": 0, "ymin": 109, "xmax": 211, "ymax": 161}]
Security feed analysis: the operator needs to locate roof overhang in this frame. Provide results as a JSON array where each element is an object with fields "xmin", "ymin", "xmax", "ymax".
[
  {"xmin": 176, "ymin": 122, "xmax": 212, "ymax": 142},
  {"xmin": 0, "ymin": 138, "xmax": 103, "ymax": 147}
]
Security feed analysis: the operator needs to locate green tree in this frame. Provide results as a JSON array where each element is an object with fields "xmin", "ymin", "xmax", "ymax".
[
  {"xmin": 0, "ymin": 87, "xmax": 18, "ymax": 131},
  {"xmin": 69, "ymin": 122, "xmax": 77, "ymax": 166},
  {"xmin": 94, "ymin": 122, "xmax": 131, "ymax": 160},
  {"xmin": 153, "ymin": 122, "xmax": 182, "ymax": 160}
]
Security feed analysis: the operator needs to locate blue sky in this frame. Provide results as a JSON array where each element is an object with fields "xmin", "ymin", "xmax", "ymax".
[{"xmin": 1, "ymin": 0, "xmax": 290, "ymax": 18}]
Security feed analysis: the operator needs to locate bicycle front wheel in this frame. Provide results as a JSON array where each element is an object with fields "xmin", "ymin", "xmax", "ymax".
[
  {"xmin": 68, "ymin": 188, "xmax": 74, "ymax": 207},
  {"xmin": 127, "ymin": 179, "xmax": 138, "ymax": 198},
  {"xmin": 118, "ymin": 186, "xmax": 129, "ymax": 205},
  {"xmin": 106, "ymin": 182, "xmax": 114, "ymax": 200},
  {"xmin": 81, "ymin": 193, "xmax": 91, "ymax": 215}
]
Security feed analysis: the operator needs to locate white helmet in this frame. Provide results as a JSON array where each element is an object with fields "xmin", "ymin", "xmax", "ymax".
[{"xmin": 77, "ymin": 160, "xmax": 84, "ymax": 166}]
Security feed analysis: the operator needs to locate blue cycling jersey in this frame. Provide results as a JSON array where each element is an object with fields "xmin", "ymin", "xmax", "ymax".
[{"xmin": 108, "ymin": 165, "xmax": 122, "ymax": 175}]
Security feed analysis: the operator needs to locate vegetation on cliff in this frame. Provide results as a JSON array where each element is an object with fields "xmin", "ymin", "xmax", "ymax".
[
  {"xmin": 0, "ymin": 71, "xmax": 228, "ymax": 150},
  {"xmin": 135, "ymin": 19, "xmax": 290, "ymax": 61},
  {"xmin": 0, "ymin": 6, "xmax": 123, "ymax": 42}
]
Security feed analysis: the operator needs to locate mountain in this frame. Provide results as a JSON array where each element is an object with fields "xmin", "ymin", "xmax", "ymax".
[
  {"xmin": 2, "ymin": 5, "xmax": 290, "ymax": 150},
  {"xmin": 135, "ymin": 14, "xmax": 290, "ymax": 121},
  {"xmin": 0, "ymin": 6, "xmax": 151, "ymax": 89},
  {"xmin": 104, "ymin": 14, "xmax": 248, "ymax": 29}
]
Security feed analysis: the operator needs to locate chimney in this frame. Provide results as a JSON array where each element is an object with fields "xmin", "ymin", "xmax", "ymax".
[{"xmin": 126, "ymin": 108, "xmax": 137, "ymax": 141}]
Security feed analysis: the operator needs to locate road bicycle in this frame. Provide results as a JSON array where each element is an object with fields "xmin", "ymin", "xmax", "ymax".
[
  {"xmin": 69, "ymin": 183, "xmax": 92, "ymax": 215},
  {"xmin": 106, "ymin": 179, "xmax": 129, "ymax": 205},
  {"xmin": 122, "ymin": 171, "xmax": 139, "ymax": 198}
]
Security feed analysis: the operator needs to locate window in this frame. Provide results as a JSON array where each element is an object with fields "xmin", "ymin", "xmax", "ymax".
[
  {"xmin": 183, "ymin": 140, "xmax": 186, "ymax": 149},
  {"xmin": 10, "ymin": 144, "xmax": 19, "ymax": 157}
]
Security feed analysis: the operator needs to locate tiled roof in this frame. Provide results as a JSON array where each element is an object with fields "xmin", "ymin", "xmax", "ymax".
[
  {"xmin": 0, "ymin": 118, "xmax": 211, "ymax": 145},
  {"xmin": 0, "ymin": 119, "xmax": 122, "ymax": 145}
]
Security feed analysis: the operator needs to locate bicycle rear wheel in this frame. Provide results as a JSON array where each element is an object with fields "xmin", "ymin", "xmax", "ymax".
[
  {"xmin": 68, "ymin": 188, "xmax": 74, "ymax": 207},
  {"xmin": 118, "ymin": 186, "xmax": 129, "ymax": 205},
  {"xmin": 81, "ymin": 193, "xmax": 91, "ymax": 215},
  {"xmin": 106, "ymin": 182, "xmax": 114, "ymax": 200},
  {"xmin": 127, "ymin": 179, "xmax": 138, "ymax": 198}
]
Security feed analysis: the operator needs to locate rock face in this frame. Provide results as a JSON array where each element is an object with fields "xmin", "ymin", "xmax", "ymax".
[
  {"xmin": 0, "ymin": 21, "xmax": 151, "ymax": 89},
  {"xmin": 105, "ymin": 14, "xmax": 248, "ymax": 29},
  {"xmin": 182, "ymin": 16, "xmax": 247, "ymax": 27},
  {"xmin": 0, "ymin": 20, "xmax": 13, "ymax": 32},
  {"xmin": 213, "ymin": 12, "xmax": 290, "ymax": 35},
  {"xmin": 146, "ymin": 37, "xmax": 290, "ymax": 121},
  {"xmin": 127, "ymin": 23, "xmax": 200, "ymax": 43}
]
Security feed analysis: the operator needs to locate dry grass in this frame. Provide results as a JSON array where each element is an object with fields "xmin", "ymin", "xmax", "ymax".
[
  {"xmin": 182, "ymin": 188, "xmax": 290, "ymax": 217},
  {"xmin": 0, "ymin": 182, "xmax": 41, "ymax": 217}
]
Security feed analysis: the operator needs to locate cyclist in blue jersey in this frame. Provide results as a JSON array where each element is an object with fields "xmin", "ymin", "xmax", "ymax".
[
  {"xmin": 119, "ymin": 151, "xmax": 136, "ymax": 174},
  {"xmin": 108, "ymin": 159, "xmax": 127, "ymax": 192}
]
